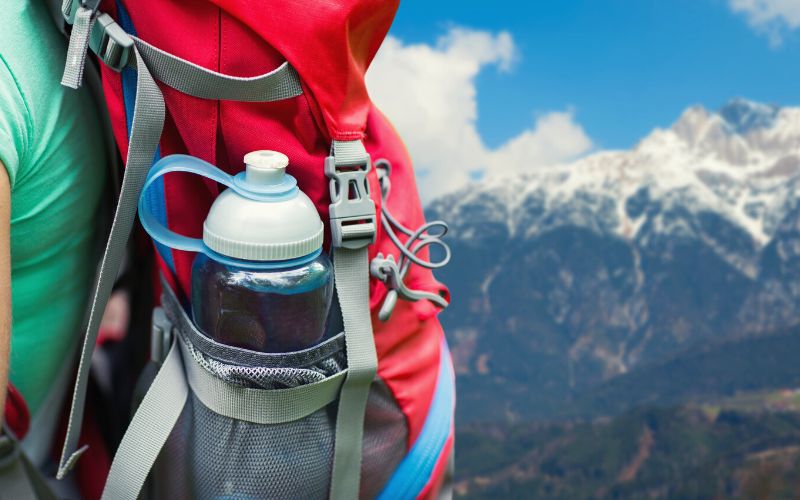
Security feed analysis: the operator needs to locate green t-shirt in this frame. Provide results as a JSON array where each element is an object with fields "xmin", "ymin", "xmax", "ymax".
[{"xmin": 0, "ymin": 0, "xmax": 106, "ymax": 415}]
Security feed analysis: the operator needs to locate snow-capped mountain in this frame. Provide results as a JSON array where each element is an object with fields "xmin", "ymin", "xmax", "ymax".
[
  {"xmin": 435, "ymin": 98, "xmax": 800, "ymax": 247},
  {"xmin": 428, "ymin": 99, "xmax": 800, "ymax": 422}
]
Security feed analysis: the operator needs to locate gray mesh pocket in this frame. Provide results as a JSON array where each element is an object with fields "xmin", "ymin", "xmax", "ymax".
[
  {"xmin": 152, "ymin": 393, "xmax": 336, "ymax": 499},
  {"xmin": 146, "ymin": 330, "xmax": 407, "ymax": 499}
]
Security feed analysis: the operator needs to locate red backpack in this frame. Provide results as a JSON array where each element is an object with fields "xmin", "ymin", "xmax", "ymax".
[{"xmin": 55, "ymin": 0, "xmax": 455, "ymax": 498}]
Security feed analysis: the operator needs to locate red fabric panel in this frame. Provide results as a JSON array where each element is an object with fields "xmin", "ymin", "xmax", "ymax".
[
  {"xmin": 213, "ymin": 0, "xmax": 398, "ymax": 140},
  {"xmin": 373, "ymin": 299, "xmax": 441, "ymax": 448},
  {"xmin": 4, "ymin": 384, "xmax": 30, "ymax": 439},
  {"xmin": 100, "ymin": 65, "xmax": 128, "ymax": 161},
  {"xmin": 74, "ymin": 412, "xmax": 111, "ymax": 500}
]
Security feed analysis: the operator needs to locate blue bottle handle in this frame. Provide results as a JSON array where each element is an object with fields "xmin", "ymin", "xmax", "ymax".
[
  {"xmin": 138, "ymin": 154, "xmax": 318, "ymax": 269},
  {"xmin": 138, "ymin": 155, "xmax": 236, "ymax": 254}
]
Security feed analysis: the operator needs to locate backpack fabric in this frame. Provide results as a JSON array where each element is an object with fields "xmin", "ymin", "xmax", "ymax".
[{"xmin": 56, "ymin": 0, "xmax": 455, "ymax": 498}]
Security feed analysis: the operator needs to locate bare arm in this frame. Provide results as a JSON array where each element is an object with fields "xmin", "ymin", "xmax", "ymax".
[{"xmin": 0, "ymin": 163, "xmax": 9, "ymax": 424}]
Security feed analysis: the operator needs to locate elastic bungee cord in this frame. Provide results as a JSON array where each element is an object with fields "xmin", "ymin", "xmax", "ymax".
[{"xmin": 370, "ymin": 159, "xmax": 451, "ymax": 320}]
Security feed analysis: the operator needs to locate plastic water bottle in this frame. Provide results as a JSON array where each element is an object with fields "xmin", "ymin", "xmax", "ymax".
[
  {"xmin": 139, "ymin": 151, "xmax": 333, "ymax": 353},
  {"xmin": 192, "ymin": 151, "xmax": 333, "ymax": 352}
]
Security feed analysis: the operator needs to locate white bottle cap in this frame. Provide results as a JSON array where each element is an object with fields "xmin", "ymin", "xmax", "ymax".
[
  {"xmin": 202, "ymin": 151, "xmax": 324, "ymax": 261},
  {"xmin": 244, "ymin": 150, "xmax": 289, "ymax": 186}
]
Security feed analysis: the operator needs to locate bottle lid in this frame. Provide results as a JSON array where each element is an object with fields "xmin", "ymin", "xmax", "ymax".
[{"xmin": 202, "ymin": 151, "xmax": 324, "ymax": 261}]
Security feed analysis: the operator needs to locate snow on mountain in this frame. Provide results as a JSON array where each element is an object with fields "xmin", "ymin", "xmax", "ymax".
[{"xmin": 432, "ymin": 98, "xmax": 800, "ymax": 249}]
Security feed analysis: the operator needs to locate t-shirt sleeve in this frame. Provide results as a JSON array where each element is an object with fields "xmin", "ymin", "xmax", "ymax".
[{"xmin": 0, "ymin": 54, "xmax": 31, "ymax": 189}]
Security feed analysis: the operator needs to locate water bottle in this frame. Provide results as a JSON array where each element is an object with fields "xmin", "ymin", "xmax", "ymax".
[{"xmin": 138, "ymin": 151, "xmax": 333, "ymax": 353}]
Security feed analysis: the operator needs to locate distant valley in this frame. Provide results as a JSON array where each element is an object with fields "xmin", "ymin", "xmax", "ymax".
[{"xmin": 456, "ymin": 393, "xmax": 800, "ymax": 499}]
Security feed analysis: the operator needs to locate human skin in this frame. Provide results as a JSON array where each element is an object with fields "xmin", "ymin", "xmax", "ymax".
[{"xmin": 0, "ymin": 162, "xmax": 9, "ymax": 424}]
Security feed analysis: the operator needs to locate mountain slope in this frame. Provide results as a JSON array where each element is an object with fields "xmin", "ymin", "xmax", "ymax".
[{"xmin": 428, "ymin": 99, "xmax": 800, "ymax": 422}]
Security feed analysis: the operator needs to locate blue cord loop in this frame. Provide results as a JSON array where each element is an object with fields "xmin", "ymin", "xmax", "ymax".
[{"xmin": 371, "ymin": 159, "xmax": 451, "ymax": 321}]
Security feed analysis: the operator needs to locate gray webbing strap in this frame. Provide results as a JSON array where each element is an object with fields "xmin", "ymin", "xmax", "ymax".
[
  {"xmin": 59, "ymin": 0, "xmax": 72, "ymax": 19},
  {"xmin": 133, "ymin": 37, "xmax": 303, "ymax": 102},
  {"xmin": 332, "ymin": 140, "xmax": 370, "ymax": 166},
  {"xmin": 101, "ymin": 337, "xmax": 188, "ymax": 500},
  {"xmin": 329, "ymin": 140, "xmax": 379, "ymax": 500},
  {"xmin": 57, "ymin": 46, "xmax": 165, "ymax": 480},
  {"xmin": 60, "ymin": 6, "xmax": 95, "ymax": 89},
  {"xmin": 179, "ymin": 335, "xmax": 347, "ymax": 424}
]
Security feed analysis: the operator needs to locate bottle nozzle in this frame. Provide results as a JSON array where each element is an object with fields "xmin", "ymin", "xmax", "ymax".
[{"xmin": 244, "ymin": 150, "xmax": 289, "ymax": 186}]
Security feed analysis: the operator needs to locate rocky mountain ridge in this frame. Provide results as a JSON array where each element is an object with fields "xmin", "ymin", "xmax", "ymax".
[{"xmin": 428, "ymin": 99, "xmax": 800, "ymax": 422}]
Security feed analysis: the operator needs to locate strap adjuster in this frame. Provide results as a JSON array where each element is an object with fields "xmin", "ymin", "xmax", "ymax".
[
  {"xmin": 88, "ymin": 14, "xmax": 134, "ymax": 72},
  {"xmin": 325, "ymin": 155, "xmax": 377, "ymax": 250},
  {"xmin": 62, "ymin": 0, "xmax": 100, "ymax": 24}
]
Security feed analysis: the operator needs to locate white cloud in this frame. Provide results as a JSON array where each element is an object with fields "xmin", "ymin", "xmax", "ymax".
[
  {"xmin": 366, "ymin": 28, "xmax": 592, "ymax": 203},
  {"xmin": 729, "ymin": 0, "xmax": 800, "ymax": 45}
]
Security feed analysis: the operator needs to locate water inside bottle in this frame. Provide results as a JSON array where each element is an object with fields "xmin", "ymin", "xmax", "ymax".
[{"xmin": 191, "ymin": 252, "xmax": 334, "ymax": 353}]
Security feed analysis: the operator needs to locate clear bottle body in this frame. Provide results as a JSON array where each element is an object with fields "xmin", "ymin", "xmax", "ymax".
[{"xmin": 191, "ymin": 252, "xmax": 334, "ymax": 353}]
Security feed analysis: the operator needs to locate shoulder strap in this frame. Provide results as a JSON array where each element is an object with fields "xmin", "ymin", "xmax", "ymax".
[
  {"xmin": 57, "ymin": 9, "xmax": 304, "ymax": 479},
  {"xmin": 57, "ymin": 38, "xmax": 165, "ymax": 479}
]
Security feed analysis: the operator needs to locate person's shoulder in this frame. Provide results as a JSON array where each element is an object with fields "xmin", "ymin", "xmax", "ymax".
[
  {"xmin": 0, "ymin": 0, "xmax": 91, "ymax": 167},
  {"xmin": 0, "ymin": 49, "xmax": 32, "ymax": 189},
  {"xmin": 0, "ymin": 0, "xmax": 70, "ymax": 107},
  {"xmin": 0, "ymin": 0, "xmax": 66, "ymax": 179}
]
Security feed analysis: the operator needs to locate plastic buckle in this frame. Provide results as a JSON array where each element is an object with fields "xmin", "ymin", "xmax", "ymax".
[
  {"xmin": 325, "ymin": 155, "xmax": 377, "ymax": 250},
  {"xmin": 88, "ymin": 14, "xmax": 133, "ymax": 72},
  {"xmin": 62, "ymin": 0, "xmax": 100, "ymax": 25}
]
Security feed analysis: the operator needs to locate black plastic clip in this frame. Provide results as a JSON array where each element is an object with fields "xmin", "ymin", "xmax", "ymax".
[
  {"xmin": 88, "ymin": 14, "xmax": 134, "ymax": 72},
  {"xmin": 62, "ymin": 0, "xmax": 100, "ymax": 25}
]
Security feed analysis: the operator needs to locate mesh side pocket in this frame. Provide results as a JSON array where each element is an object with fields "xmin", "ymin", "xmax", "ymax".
[
  {"xmin": 152, "ymin": 393, "xmax": 336, "ymax": 500},
  {"xmin": 147, "ymin": 331, "xmax": 408, "ymax": 499}
]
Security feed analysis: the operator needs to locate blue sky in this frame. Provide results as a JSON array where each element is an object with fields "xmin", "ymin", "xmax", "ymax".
[{"xmin": 388, "ymin": 0, "xmax": 800, "ymax": 151}]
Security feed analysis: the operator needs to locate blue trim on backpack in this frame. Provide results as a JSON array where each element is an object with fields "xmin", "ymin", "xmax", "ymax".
[
  {"xmin": 378, "ymin": 339, "xmax": 455, "ymax": 499},
  {"xmin": 115, "ymin": 1, "xmax": 175, "ymax": 273}
]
